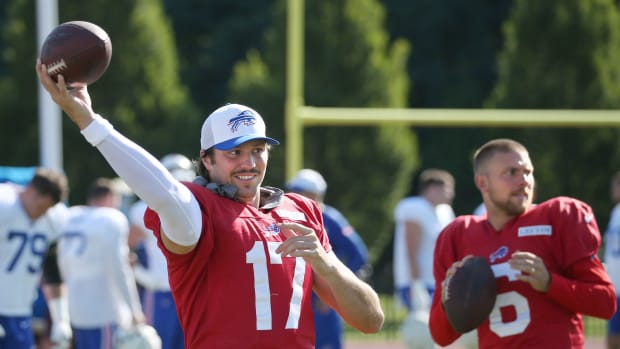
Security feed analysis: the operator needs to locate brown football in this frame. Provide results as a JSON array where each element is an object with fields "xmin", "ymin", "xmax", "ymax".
[
  {"xmin": 40, "ymin": 21, "xmax": 112, "ymax": 85},
  {"xmin": 443, "ymin": 256, "xmax": 497, "ymax": 333}
]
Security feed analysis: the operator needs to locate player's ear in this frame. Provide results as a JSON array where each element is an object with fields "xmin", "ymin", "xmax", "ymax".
[
  {"xmin": 474, "ymin": 173, "xmax": 487, "ymax": 193},
  {"xmin": 200, "ymin": 150, "xmax": 214, "ymax": 171}
]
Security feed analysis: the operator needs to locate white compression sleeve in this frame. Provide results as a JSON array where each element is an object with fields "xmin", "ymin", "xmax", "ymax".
[{"xmin": 81, "ymin": 116, "xmax": 202, "ymax": 246}]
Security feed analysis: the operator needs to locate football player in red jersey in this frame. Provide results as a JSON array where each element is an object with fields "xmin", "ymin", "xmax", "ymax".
[
  {"xmin": 429, "ymin": 138, "xmax": 616, "ymax": 348},
  {"xmin": 36, "ymin": 62, "xmax": 384, "ymax": 349}
]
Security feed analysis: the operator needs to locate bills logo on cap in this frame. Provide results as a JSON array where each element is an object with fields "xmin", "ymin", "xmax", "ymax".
[
  {"xmin": 200, "ymin": 103, "xmax": 280, "ymax": 150},
  {"xmin": 228, "ymin": 110, "xmax": 257, "ymax": 132}
]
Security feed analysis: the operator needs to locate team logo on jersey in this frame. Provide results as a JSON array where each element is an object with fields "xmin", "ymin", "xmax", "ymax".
[
  {"xmin": 275, "ymin": 209, "xmax": 306, "ymax": 221},
  {"xmin": 518, "ymin": 225, "xmax": 552, "ymax": 237},
  {"xmin": 227, "ymin": 110, "xmax": 257, "ymax": 133},
  {"xmin": 490, "ymin": 246, "xmax": 509, "ymax": 263},
  {"xmin": 264, "ymin": 223, "xmax": 280, "ymax": 236}
]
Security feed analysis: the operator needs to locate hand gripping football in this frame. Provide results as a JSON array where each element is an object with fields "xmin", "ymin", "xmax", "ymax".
[
  {"xmin": 40, "ymin": 21, "xmax": 112, "ymax": 85},
  {"xmin": 442, "ymin": 256, "xmax": 497, "ymax": 333}
]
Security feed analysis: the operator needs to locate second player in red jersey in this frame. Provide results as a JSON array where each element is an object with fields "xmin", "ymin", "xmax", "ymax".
[{"xmin": 429, "ymin": 138, "xmax": 616, "ymax": 349}]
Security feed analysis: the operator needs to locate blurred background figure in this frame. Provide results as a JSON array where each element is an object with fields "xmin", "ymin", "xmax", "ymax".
[
  {"xmin": 129, "ymin": 153, "xmax": 194, "ymax": 349},
  {"xmin": 605, "ymin": 171, "xmax": 620, "ymax": 349},
  {"xmin": 58, "ymin": 177, "xmax": 149, "ymax": 349},
  {"xmin": 393, "ymin": 169, "xmax": 455, "ymax": 349},
  {"xmin": 0, "ymin": 167, "xmax": 70, "ymax": 349},
  {"xmin": 473, "ymin": 202, "xmax": 486, "ymax": 217},
  {"xmin": 286, "ymin": 169, "xmax": 370, "ymax": 349}
]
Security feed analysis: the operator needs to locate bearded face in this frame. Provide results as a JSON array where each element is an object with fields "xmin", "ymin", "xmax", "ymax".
[{"xmin": 477, "ymin": 150, "xmax": 535, "ymax": 218}]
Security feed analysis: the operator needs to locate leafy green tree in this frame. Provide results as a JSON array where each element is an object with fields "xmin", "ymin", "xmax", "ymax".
[
  {"xmin": 162, "ymin": 0, "xmax": 275, "ymax": 111},
  {"xmin": 379, "ymin": 0, "xmax": 515, "ymax": 215},
  {"xmin": 0, "ymin": 0, "xmax": 8, "ymax": 77},
  {"xmin": 487, "ymin": 0, "xmax": 620, "ymax": 225},
  {"xmin": 0, "ymin": 0, "xmax": 198, "ymax": 204},
  {"xmin": 381, "ymin": 0, "xmax": 513, "ymax": 108},
  {"xmin": 0, "ymin": 0, "xmax": 47, "ymax": 166},
  {"xmin": 228, "ymin": 0, "xmax": 416, "ymax": 271}
]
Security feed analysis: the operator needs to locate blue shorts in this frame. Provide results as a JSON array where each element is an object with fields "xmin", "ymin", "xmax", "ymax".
[
  {"xmin": 609, "ymin": 296, "xmax": 620, "ymax": 335},
  {"xmin": 396, "ymin": 285, "xmax": 435, "ymax": 312},
  {"xmin": 312, "ymin": 293, "xmax": 343, "ymax": 349},
  {"xmin": 142, "ymin": 290, "xmax": 184, "ymax": 349},
  {"xmin": 73, "ymin": 324, "xmax": 117, "ymax": 349},
  {"xmin": 396, "ymin": 286, "xmax": 413, "ymax": 311},
  {"xmin": 32, "ymin": 286, "xmax": 50, "ymax": 335},
  {"xmin": 0, "ymin": 315, "xmax": 34, "ymax": 349}
]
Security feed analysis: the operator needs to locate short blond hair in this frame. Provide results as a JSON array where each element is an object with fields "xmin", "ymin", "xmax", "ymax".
[{"xmin": 473, "ymin": 138, "xmax": 528, "ymax": 174}]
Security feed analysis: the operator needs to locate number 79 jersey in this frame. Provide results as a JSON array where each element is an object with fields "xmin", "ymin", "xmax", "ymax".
[
  {"xmin": 0, "ymin": 183, "xmax": 68, "ymax": 316},
  {"xmin": 145, "ymin": 183, "xmax": 332, "ymax": 349}
]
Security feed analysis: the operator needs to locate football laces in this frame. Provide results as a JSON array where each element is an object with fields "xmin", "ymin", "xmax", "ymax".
[
  {"xmin": 441, "ymin": 274, "xmax": 453, "ymax": 303},
  {"xmin": 47, "ymin": 59, "xmax": 68, "ymax": 75}
]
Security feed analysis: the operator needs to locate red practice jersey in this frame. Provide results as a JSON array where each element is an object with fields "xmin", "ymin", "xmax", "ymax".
[
  {"xmin": 430, "ymin": 196, "xmax": 616, "ymax": 349},
  {"xmin": 145, "ymin": 182, "xmax": 331, "ymax": 348}
]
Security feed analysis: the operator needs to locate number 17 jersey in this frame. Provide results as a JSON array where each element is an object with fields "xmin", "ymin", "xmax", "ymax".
[{"xmin": 145, "ymin": 183, "xmax": 332, "ymax": 348}]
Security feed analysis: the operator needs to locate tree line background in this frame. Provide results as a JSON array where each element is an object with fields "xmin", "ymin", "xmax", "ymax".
[{"xmin": 2, "ymin": 0, "xmax": 620, "ymax": 292}]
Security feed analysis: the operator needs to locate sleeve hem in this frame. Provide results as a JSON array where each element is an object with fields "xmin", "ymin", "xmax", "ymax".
[{"xmin": 80, "ymin": 115, "xmax": 113, "ymax": 146}]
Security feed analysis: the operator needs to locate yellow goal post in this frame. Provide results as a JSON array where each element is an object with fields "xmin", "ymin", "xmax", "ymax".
[{"xmin": 284, "ymin": 0, "xmax": 620, "ymax": 179}]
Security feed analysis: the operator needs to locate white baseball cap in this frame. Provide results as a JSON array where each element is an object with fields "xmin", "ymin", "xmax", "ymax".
[
  {"xmin": 200, "ymin": 103, "xmax": 280, "ymax": 150},
  {"xmin": 286, "ymin": 169, "xmax": 327, "ymax": 195}
]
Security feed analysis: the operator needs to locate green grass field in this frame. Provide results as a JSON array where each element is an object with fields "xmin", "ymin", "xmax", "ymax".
[{"xmin": 344, "ymin": 294, "xmax": 607, "ymax": 342}]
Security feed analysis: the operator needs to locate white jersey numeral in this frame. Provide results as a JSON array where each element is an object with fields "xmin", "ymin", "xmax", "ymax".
[
  {"xmin": 488, "ymin": 262, "xmax": 531, "ymax": 337},
  {"xmin": 246, "ymin": 241, "xmax": 306, "ymax": 331}
]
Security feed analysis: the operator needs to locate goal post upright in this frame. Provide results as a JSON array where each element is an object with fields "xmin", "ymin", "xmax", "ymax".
[{"xmin": 285, "ymin": 0, "xmax": 305, "ymax": 180}]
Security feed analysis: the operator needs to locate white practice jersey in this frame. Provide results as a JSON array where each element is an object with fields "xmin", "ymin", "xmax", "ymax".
[
  {"xmin": 58, "ymin": 205, "xmax": 142, "ymax": 328},
  {"xmin": 129, "ymin": 200, "xmax": 171, "ymax": 291},
  {"xmin": 393, "ymin": 196, "xmax": 455, "ymax": 289},
  {"xmin": 604, "ymin": 203, "xmax": 620, "ymax": 294},
  {"xmin": 0, "ymin": 183, "xmax": 68, "ymax": 316}
]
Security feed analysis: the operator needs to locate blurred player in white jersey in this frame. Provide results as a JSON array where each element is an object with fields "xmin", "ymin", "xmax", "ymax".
[
  {"xmin": 0, "ymin": 167, "xmax": 71, "ymax": 349},
  {"xmin": 393, "ymin": 169, "xmax": 455, "ymax": 349},
  {"xmin": 393, "ymin": 169, "xmax": 455, "ymax": 313},
  {"xmin": 58, "ymin": 178, "xmax": 149, "ymax": 349},
  {"xmin": 605, "ymin": 171, "xmax": 620, "ymax": 349},
  {"xmin": 129, "ymin": 154, "xmax": 193, "ymax": 349},
  {"xmin": 286, "ymin": 169, "xmax": 371, "ymax": 349}
]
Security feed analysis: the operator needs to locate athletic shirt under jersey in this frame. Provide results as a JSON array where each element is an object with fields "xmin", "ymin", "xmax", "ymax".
[
  {"xmin": 145, "ymin": 182, "xmax": 332, "ymax": 349},
  {"xmin": 0, "ymin": 183, "xmax": 68, "ymax": 316}
]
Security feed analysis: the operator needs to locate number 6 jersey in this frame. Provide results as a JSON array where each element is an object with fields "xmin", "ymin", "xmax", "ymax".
[
  {"xmin": 429, "ymin": 196, "xmax": 616, "ymax": 349},
  {"xmin": 145, "ymin": 182, "xmax": 332, "ymax": 348}
]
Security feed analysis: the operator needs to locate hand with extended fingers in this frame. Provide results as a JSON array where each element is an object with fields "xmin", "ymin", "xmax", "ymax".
[{"xmin": 276, "ymin": 222, "xmax": 334, "ymax": 275}]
